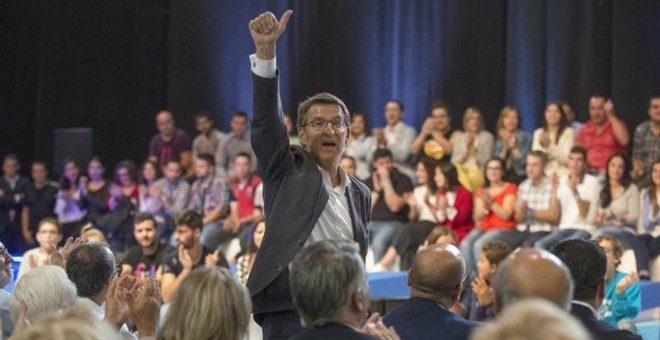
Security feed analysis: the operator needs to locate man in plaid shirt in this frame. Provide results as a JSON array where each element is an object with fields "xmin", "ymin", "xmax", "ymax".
[{"xmin": 631, "ymin": 95, "xmax": 660, "ymax": 188}]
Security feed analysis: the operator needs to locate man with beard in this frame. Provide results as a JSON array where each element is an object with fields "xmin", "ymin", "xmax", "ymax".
[
  {"xmin": 0, "ymin": 241, "xmax": 15, "ymax": 338},
  {"xmin": 121, "ymin": 213, "xmax": 175, "ymax": 280},
  {"xmin": 160, "ymin": 209, "xmax": 228, "ymax": 302}
]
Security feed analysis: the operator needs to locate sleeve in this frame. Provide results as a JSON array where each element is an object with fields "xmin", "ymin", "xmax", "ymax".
[
  {"xmin": 531, "ymin": 129, "xmax": 543, "ymax": 151},
  {"xmin": 250, "ymin": 55, "xmax": 277, "ymax": 78},
  {"xmin": 624, "ymin": 185, "xmax": 640, "ymax": 229},
  {"xmin": 253, "ymin": 183, "xmax": 263, "ymax": 209},
  {"xmin": 148, "ymin": 136, "xmax": 158, "ymax": 157},
  {"xmin": 173, "ymin": 182, "xmax": 190, "ymax": 213},
  {"xmin": 477, "ymin": 132, "xmax": 494, "ymax": 169},
  {"xmin": 395, "ymin": 174, "xmax": 414, "ymax": 195},
  {"xmin": 161, "ymin": 253, "xmax": 177, "ymax": 275},
  {"xmin": 512, "ymin": 132, "xmax": 532, "ymax": 176},
  {"xmin": 215, "ymin": 138, "xmax": 228, "ymax": 170},
  {"xmin": 451, "ymin": 134, "xmax": 466, "ymax": 164},
  {"xmin": 552, "ymin": 128, "xmax": 574, "ymax": 166},
  {"xmin": 610, "ymin": 280, "xmax": 641, "ymax": 321},
  {"xmin": 121, "ymin": 248, "xmax": 139, "ymax": 267},
  {"xmin": 448, "ymin": 188, "xmax": 474, "ymax": 227},
  {"xmin": 632, "ymin": 125, "xmax": 644, "ymax": 162}
]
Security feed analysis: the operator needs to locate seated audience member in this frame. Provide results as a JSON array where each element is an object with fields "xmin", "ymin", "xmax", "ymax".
[
  {"xmin": 80, "ymin": 224, "xmax": 108, "ymax": 243},
  {"xmin": 535, "ymin": 146, "xmax": 599, "ymax": 250},
  {"xmin": 595, "ymin": 235, "xmax": 641, "ymax": 326},
  {"xmin": 192, "ymin": 111, "xmax": 226, "ymax": 161},
  {"xmin": 410, "ymin": 101, "xmax": 460, "ymax": 162},
  {"xmin": 424, "ymin": 226, "xmax": 458, "ymax": 246},
  {"xmin": 467, "ymin": 241, "xmax": 512, "ymax": 321},
  {"xmin": 470, "ymin": 299, "xmax": 590, "ymax": 340},
  {"xmin": 491, "ymin": 248, "xmax": 573, "ymax": 313},
  {"xmin": 592, "ymin": 153, "xmax": 649, "ymax": 276},
  {"xmin": 551, "ymin": 239, "xmax": 642, "ymax": 340},
  {"xmin": 345, "ymin": 112, "xmax": 375, "ymax": 180},
  {"xmin": 9, "ymin": 303, "xmax": 123, "ymax": 340},
  {"xmin": 532, "ymin": 101, "xmax": 574, "ymax": 177},
  {"xmin": 18, "ymin": 218, "xmax": 62, "ymax": 278},
  {"xmin": 451, "ymin": 107, "xmax": 493, "ymax": 192},
  {"xmin": 372, "ymin": 99, "xmax": 417, "ymax": 177},
  {"xmin": 283, "ymin": 113, "xmax": 301, "ymax": 146},
  {"xmin": 225, "ymin": 153, "xmax": 262, "ymax": 239},
  {"xmin": 108, "ymin": 160, "xmax": 140, "ymax": 209},
  {"xmin": 236, "ymin": 218, "xmax": 265, "ymax": 285},
  {"xmin": 631, "ymin": 95, "xmax": 660, "ymax": 187},
  {"xmin": 374, "ymin": 157, "xmax": 438, "ymax": 271},
  {"xmin": 638, "ymin": 159, "xmax": 660, "ymax": 262},
  {"xmin": 383, "ymin": 243, "xmax": 479, "ymax": 340},
  {"xmin": 289, "ymin": 240, "xmax": 397, "ymax": 340},
  {"xmin": 55, "ymin": 159, "xmax": 87, "ymax": 240},
  {"xmin": 562, "ymin": 101, "xmax": 583, "ymax": 141},
  {"xmin": 577, "ymin": 96, "xmax": 629, "ymax": 174},
  {"xmin": 493, "ymin": 106, "xmax": 532, "ymax": 183},
  {"xmin": 0, "ymin": 241, "xmax": 15, "ymax": 338},
  {"xmin": 159, "ymin": 267, "xmax": 251, "ymax": 340},
  {"xmin": 121, "ymin": 213, "xmax": 174, "ymax": 280},
  {"xmin": 9, "ymin": 265, "xmax": 77, "ymax": 324},
  {"xmin": 0, "ymin": 154, "xmax": 30, "ymax": 253},
  {"xmin": 429, "ymin": 161, "xmax": 473, "ymax": 243},
  {"xmin": 161, "ymin": 209, "xmax": 228, "ymax": 302},
  {"xmin": 65, "ymin": 242, "xmax": 118, "ymax": 312},
  {"xmin": 138, "ymin": 160, "xmax": 163, "ymax": 215},
  {"xmin": 80, "ymin": 157, "xmax": 110, "ymax": 223},
  {"xmin": 24, "ymin": 161, "xmax": 58, "ymax": 245},
  {"xmin": 154, "ymin": 159, "xmax": 190, "ymax": 241},
  {"xmin": 340, "ymin": 155, "xmax": 358, "ymax": 178},
  {"xmin": 188, "ymin": 153, "xmax": 231, "ymax": 250},
  {"xmin": 148, "ymin": 110, "xmax": 192, "ymax": 170},
  {"xmin": 462, "ymin": 158, "xmax": 518, "ymax": 272},
  {"xmin": 216, "ymin": 111, "xmax": 257, "ymax": 176},
  {"xmin": 367, "ymin": 148, "xmax": 414, "ymax": 263},
  {"xmin": 514, "ymin": 151, "xmax": 560, "ymax": 247}
]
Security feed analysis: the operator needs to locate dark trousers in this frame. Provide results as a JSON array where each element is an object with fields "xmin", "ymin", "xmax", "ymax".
[{"xmin": 254, "ymin": 310, "xmax": 303, "ymax": 340}]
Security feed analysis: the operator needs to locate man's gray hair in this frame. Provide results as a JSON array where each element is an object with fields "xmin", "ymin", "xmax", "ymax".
[
  {"xmin": 289, "ymin": 239, "xmax": 365, "ymax": 327},
  {"xmin": 296, "ymin": 92, "xmax": 351, "ymax": 130},
  {"xmin": 9, "ymin": 265, "xmax": 78, "ymax": 323}
]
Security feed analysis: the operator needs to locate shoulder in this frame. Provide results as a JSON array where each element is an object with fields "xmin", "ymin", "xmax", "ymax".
[
  {"xmin": 634, "ymin": 120, "xmax": 651, "ymax": 134},
  {"xmin": 504, "ymin": 182, "xmax": 518, "ymax": 193},
  {"xmin": 349, "ymin": 175, "xmax": 371, "ymax": 196}
]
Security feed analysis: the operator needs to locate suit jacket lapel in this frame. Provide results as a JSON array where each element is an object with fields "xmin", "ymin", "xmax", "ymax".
[{"xmin": 346, "ymin": 181, "xmax": 367, "ymax": 259}]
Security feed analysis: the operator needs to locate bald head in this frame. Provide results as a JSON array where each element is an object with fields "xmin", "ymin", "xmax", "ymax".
[
  {"xmin": 492, "ymin": 248, "xmax": 573, "ymax": 313},
  {"xmin": 409, "ymin": 244, "xmax": 465, "ymax": 302}
]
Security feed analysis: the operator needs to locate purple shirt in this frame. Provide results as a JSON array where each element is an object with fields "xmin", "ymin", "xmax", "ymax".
[{"xmin": 148, "ymin": 128, "xmax": 192, "ymax": 165}]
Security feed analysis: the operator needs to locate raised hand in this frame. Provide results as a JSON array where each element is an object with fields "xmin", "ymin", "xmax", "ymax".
[
  {"xmin": 104, "ymin": 276, "xmax": 131, "ymax": 330},
  {"xmin": 361, "ymin": 313, "xmax": 400, "ymax": 340},
  {"xmin": 471, "ymin": 277, "xmax": 494, "ymax": 306},
  {"xmin": 49, "ymin": 237, "xmax": 85, "ymax": 267},
  {"xmin": 248, "ymin": 10, "xmax": 293, "ymax": 59},
  {"xmin": 205, "ymin": 249, "xmax": 222, "ymax": 268},
  {"xmin": 127, "ymin": 278, "xmax": 161, "ymax": 337},
  {"xmin": 616, "ymin": 272, "xmax": 639, "ymax": 295},
  {"xmin": 178, "ymin": 245, "xmax": 194, "ymax": 271}
]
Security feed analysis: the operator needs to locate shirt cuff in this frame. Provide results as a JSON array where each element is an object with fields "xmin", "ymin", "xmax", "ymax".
[{"xmin": 249, "ymin": 54, "xmax": 276, "ymax": 78}]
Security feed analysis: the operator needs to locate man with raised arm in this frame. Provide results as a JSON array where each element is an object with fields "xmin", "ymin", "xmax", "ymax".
[{"xmin": 247, "ymin": 10, "xmax": 372, "ymax": 339}]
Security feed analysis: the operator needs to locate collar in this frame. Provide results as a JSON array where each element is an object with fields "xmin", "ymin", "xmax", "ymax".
[
  {"xmin": 572, "ymin": 300, "xmax": 598, "ymax": 317},
  {"xmin": 387, "ymin": 121, "xmax": 404, "ymax": 131},
  {"xmin": 4, "ymin": 175, "xmax": 19, "ymax": 184},
  {"xmin": 318, "ymin": 166, "xmax": 349, "ymax": 191}
]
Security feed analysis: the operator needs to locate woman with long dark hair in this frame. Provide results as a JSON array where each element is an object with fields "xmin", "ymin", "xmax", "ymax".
[
  {"xmin": 54, "ymin": 159, "xmax": 87, "ymax": 239},
  {"xmin": 532, "ymin": 101, "xmax": 574, "ymax": 176},
  {"xmin": 637, "ymin": 159, "xmax": 660, "ymax": 277},
  {"xmin": 429, "ymin": 161, "xmax": 474, "ymax": 243}
]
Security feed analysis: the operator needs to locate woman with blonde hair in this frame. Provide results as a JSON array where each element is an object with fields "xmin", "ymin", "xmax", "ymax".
[
  {"xmin": 79, "ymin": 223, "xmax": 107, "ymax": 243},
  {"xmin": 159, "ymin": 267, "xmax": 251, "ymax": 340},
  {"xmin": 451, "ymin": 107, "xmax": 494, "ymax": 192}
]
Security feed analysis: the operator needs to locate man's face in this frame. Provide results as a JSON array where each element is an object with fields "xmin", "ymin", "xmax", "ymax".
[
  {"xmin": 134, "ymin": 220, "xmax": 158, "ymax": 248},
  {"xmin": 3, "ymin": 159, "xmax": 19, "ymax": 178},
  {"xmin": 164, "ymin": 162, "xmax": 182, "ymax": 182},
  {"xmin": 372, "ymin": 156, "xmax": 393, "ymax": 172},
  {"xmin": 340, "ymin": 157, "xmax": 357, "ymax": 177},
  {"xmin": 525, "ymin": 155, "xmax": 544, "ymax": 180},
  {"xmin": 36, "ymin": 222, "xmax": 62, "ymax": 250},
  {"xmin": 298, "ymin": 104, "xmax": 348, "ymax": 169},
  {"xmin": 194, "ymin": 159, "xmax": 212, "ymax": 179},
  {"xmin": 567, "ymin": 152, "xmax": 585, "ymax": 176},
  {"xmin": 589, "ymin": 97, "xmax": 606, "ymax": 124},
  {"xmin": 231, "ymin": 115, "xmax": 248, "ymax": 137},
  {"xmin": 195, "ymin": 116, "xmax": 213, "ymax": 135},
  {"xmin": 649, "ymin": 98, "xmax": 660, "ymax": 123},
  {"xmin": 0, "ymin": 242, "xmax": 14, "ymax": 287},
  {"xmin": 156, "ymin": 111, "xmax": 175, "ymax": 136},
  {"xmin": 350, "ymin": 115, "xmax": 366, "ymax": 135},
  {"xmin": 384, "ymin": 102, "xmax": 403, "ymax": 126},
  {"xmin": 233, "ymin": 156, "xmax": 251, "ymax": 179},
  {"xmin": 174, "ymin": 225, "xmax": 198, "ymax": 249},
  {"xmin": 31, "ymin": 163, "xmax": 47, "ymax": 184}
]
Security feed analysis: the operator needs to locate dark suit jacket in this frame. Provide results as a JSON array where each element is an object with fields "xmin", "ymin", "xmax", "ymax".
[
  {"xmin": 291, "ymin": 323, "xmax": 378, "ymax": 340},
  {"xmin": 247, "ymin": 73, "xmax": 372, "ymax": 314},
  {"xmin": 570, "ymin": 302, "xmax": 642, "ymax": 340},
  {"xmin": 383, "ymin": 297, "xmax": 479, "ymax": 340}
]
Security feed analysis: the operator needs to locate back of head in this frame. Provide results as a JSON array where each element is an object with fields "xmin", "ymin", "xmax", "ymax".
[
  {"xmin": 66, "ymin": 243, "xmax": 115, "ymax": 300},
  {"xmin": 9, "ymin": 265, "xmax": 78, "ymax": 323},
  {"xmin": 289, "ymin": 239, "xmax": 365, "ymax": 327},
  {"xmin": 470, "ymin": 299, "xmax": 591, "ymax": 340},
  {"xmin": 492, "ymin": 248, "xmax": 573, "ymax": 312},
  {"xmin": 159, "ymin": 267, "xmax": 251, "ymax": 340},
  {"xmin": 10, "ymin": 303, "xmax": 122, "ymax": 340},
  {"xmin": 551, "ymin": 239, "xmax": 606, "ymax": 302},
  {"xmin": 409, "ymin": 243, "xmax": 465, "ymax": 302}
]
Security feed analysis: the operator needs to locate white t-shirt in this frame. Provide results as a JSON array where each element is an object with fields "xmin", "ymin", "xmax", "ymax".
[{"xmin": 557, "ymin": 174, "xmax": 600, "ymax": 232}]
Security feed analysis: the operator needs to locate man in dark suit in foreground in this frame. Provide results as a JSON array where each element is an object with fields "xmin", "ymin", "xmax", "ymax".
[
  {"xmin": 290, "ymin": 240, "xmax": 398, "ymax": 340},
  {"xmin": 551, "ymin": 239, "xmax": 642, "ymax": 340},
  {"xmin": 247, "ymin": 10, "xmax": 372, "ymax": 339},
  {"xmin": 383, "ymin": 243, "xmax": 479, "ymax": 340}
]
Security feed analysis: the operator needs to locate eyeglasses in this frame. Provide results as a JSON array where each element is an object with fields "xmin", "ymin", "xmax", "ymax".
[
  {"xmin": 114, "ymin": 264, "xmax": 123, "ymax": 277},
  {"xmin": 302, "ymin": 117, "xmax": 347, "ymax": 132},
  {"xmin": 486, "ymin": 167, "xmax": 502, "ymax": 171}
]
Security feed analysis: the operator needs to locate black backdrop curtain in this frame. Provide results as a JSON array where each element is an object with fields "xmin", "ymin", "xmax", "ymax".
[{"xmin": 1, "ymin": 0, "xmax": 659, "ymax": 173}]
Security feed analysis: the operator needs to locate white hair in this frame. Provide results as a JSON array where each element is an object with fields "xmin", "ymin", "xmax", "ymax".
[{"xmin": 9, "ymin": 265, "xmax": 78, "ymax": 323}]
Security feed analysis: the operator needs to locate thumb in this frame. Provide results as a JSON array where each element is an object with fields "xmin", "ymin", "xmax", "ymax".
[
  {"xmin": 213, "ymin": 249, "xmax": 221, "ymax": 258},
  {"xmin": 277, "ymin": 10, "xmax": 293, "ymax": 32}
]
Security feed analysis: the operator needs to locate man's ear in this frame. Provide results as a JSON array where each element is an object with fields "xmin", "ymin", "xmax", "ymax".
[
  {"xmin": 194, "ymin": 228, "xmax": 201, "ymax": 238},
  {"xmin": 298, "ymin": 128, "xmax": 307, "ymax": 148},
  {"xmin": 352, "ymin": 290, "xmax": 365, "ymax": 313},
  {"xmin": 407, "ymin": 270, "xmax": 413, "ymax": 288}
]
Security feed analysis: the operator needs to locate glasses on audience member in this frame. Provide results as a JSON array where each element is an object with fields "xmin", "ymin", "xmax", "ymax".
[
  {"xmin": 302, "ymin": 117, "xmax": 347, "ymax": 132},
  {"xmin": 114, "ymin": 265, "xmax": 123, "ymax": 277},
  {"xmin": 486, "ymin": 166, "xmax": 502, "ymax": 171}
]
